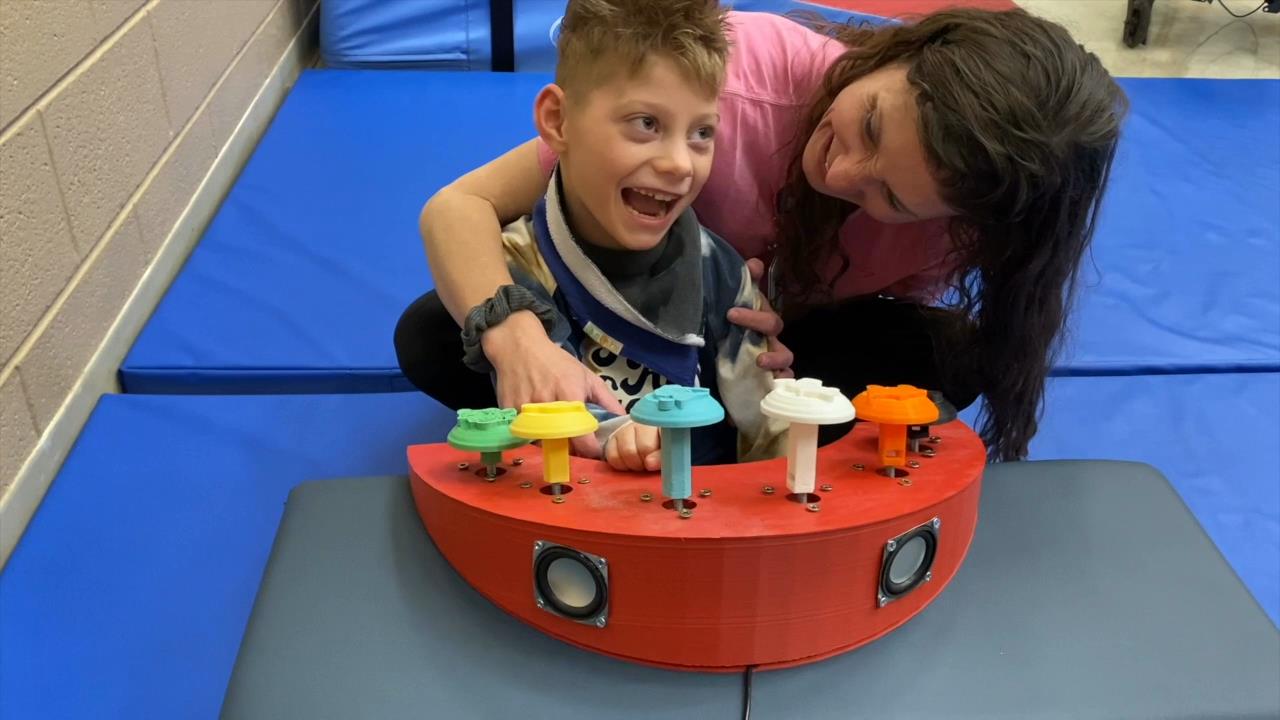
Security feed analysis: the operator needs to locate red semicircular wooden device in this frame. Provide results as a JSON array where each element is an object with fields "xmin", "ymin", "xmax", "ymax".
[{"xmin": 409, "ymin": 385, "xmax": 984, "ymax": 672}]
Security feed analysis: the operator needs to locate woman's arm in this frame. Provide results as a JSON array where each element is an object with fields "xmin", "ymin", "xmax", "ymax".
[
  {"xmin": 419, "ymin": 139, "xmax": 626, "ymax": 445},
  {"xmin": 421, "ymin": 139, "xmax": 545, "ymax": 325}
]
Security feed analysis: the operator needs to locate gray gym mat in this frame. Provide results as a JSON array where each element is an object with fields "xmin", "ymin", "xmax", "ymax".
[
  {"xmin": 751, "ymin": 460, "xmax": 1280, "ymax": 719},
  {"xmin": 221, "ymin": 461, "xmax": 1280, "ymax": 719},
  {"xmin": 220, "ymin": 473, "xmax": 742, "ymax": 720}
]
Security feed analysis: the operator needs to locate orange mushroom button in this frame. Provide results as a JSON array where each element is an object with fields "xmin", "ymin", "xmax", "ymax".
[{"xmin": 852, "ymin": 385, "xmax": 940, "ymax": 473}]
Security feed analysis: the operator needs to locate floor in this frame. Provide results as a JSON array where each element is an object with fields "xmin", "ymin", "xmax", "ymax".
[
  {"xmin": 1020, "ymin": 0, "xmax": 1280, "ymax": 77},
  {"xmin": 830, "ymin": 0, "xmax": 1280, "ymax": 77}
]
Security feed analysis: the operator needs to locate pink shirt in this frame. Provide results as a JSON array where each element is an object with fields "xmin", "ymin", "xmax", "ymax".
[{"xmin": 538, "ymin": 11, "xmax": 954, "ymax": 302}]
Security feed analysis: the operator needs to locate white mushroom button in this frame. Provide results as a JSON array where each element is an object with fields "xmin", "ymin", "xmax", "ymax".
[{"xmin": 760, "ymin": 378, "xmax": 856, "ymax": 497}]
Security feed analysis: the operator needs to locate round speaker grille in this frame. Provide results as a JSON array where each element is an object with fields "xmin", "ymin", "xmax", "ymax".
[
  {"xmin": 881, "ymin": 528, "xmax": 937, "ymax": 598},
  {"xmin": 535, "ymin": 547, "xmax": 607, "ymax": 619},
  {"xmin": 889, "ymin": 536, "xmax": 928, "ymax": 585}
]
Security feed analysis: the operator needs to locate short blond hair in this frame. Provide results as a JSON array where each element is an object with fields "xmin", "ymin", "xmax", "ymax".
[{"xmin": 556, "ymin": 0, "xmax": 730, "ymax": 99}]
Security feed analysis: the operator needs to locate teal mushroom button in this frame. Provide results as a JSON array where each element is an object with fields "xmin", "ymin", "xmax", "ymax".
[{"xmin": 630, "ymin": 386, "xmax": 725, "ymax": 513}]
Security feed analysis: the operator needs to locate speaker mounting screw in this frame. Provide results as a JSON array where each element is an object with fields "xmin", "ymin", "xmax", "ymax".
[
  {"xmin": 921, "ymin": 448, "xmax": 937, "ymax": 458},
  {"xmin": 640, "ymin": 493, "xmax": 653, "ymax": 502},
  {"xmin": 456, "ymin": 462, "xmax": 469, "ymax": 471},
  {"xmin": 513, "ymin": 458, "xmax": 525, "ymax": 466},
  {"xmin": 699, "ymin": 489, "xmax": 712, "ymax": 497},
  {"xmin": 536, "ymin": 599, "xmax": 546, "ymax": 609},
  {"xmin": 520, "ymin": 481, "xmax": 533, "ymax": 489},
  {"xmin": 820, "ymin": 484, "xmax": 833, "ymax": 492},
  {"xmin": 853, "ymin": 463, "xmax": 866, "ymax": 471},
  {"xmin": 596, "ymin": 558, "xmax": 606, "ymax": 568},
  {"xmin": 762, "ymin": 485, "xmax": 776, "ymax": 495},
  {"xmin": 534, "ymin": 541, "xmax": 545, "ymax": 551},
  {"xmin": 928, "ymin": 436, "xmax": 941, "ymax": 444},
  {"xmin": 552, "ymin": 496, "xmax": 566, "ymax": 504},
  {"xmin": 595, "ymin": 617, "xmax": 607, "ymax": 628},
  {"xmin": 679, "ymin": 508, "xmax": 694, "ymax": 519},
  {"xmin": 886, "ymin": 539, "xmax": 897, "ymax": 552},
  {"xmin": 907, "ymin": 460, "xmax": 921, "ymax": 469},
  {"xmin": 931, "ymin": 517, "xmax": 941, "ymax": 530},
  {"xmin": 577, "ymin": 477, "xmax": 591, "ymax": 484},
  {"xmin": 898, "ymin": 477, "xmax": 912, "ymax": 486},
  {"xmin": 878, "ymin": 595, "xmax": 888, "ymax": 608},
  {"xmin": 924, "ymin": 571, "xmax": 933, "ymax": 582},
  {"xmin": 807, "ymin": 503, "xmax": 821, "ymax": 512}
]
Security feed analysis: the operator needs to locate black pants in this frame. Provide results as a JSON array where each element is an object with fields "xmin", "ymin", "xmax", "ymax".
[{"xmin": 394, "ymin": 291, "xmax": 979, "ymax": 418}]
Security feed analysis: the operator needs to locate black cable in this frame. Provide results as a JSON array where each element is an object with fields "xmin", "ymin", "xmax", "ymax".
[
  {"xmin": 742, "ymin": 666, "xmax": 755, "ymax": 720},
  {"xmin": 1217, "ymin": 0, "xmax": 1267, "ymax": 18}
]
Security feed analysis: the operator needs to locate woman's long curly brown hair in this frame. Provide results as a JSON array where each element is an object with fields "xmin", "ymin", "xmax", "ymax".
[{"xmin": 775, "ymin": 9, "xmax": 1127, "ymax": 461}]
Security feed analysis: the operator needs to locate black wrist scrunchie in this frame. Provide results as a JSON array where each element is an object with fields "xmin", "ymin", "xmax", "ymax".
[{"xmin": 460, "ymin": 285, "xmax": 558, "ymax": 373}]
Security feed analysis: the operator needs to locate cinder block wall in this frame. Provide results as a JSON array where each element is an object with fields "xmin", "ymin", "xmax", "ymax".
[{"xmin": 1, "ymin": 1, "xmax": 317, "ymax": 507}]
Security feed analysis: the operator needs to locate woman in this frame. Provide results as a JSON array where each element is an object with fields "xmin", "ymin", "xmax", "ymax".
[{"xmin": 395, "ymin": 7, "xmax": 1127, "ymax": 461}]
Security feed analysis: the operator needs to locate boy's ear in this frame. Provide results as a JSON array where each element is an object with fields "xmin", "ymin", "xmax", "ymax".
[{"xmin": 533, "ymin": 84, "xmax": 570, "ymax": 154}]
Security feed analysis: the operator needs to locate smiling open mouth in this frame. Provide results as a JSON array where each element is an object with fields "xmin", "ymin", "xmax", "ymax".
[{"xmin": 622, "ymin": 187, "xmax": 679, "ymax": 219}]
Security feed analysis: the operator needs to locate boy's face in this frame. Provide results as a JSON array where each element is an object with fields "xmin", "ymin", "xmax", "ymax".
[{"xmin": 555, "ymin": 56, "xmax": 719, "ymax": 252}]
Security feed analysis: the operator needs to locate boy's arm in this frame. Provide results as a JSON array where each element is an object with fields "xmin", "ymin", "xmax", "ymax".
[
  {"xmin": 713, "ymin": 259, "xmax": 790, "ymax": 463},
  {"xmin": 593, "ymin": 416, "xmax": 634, "ymax": 462}
]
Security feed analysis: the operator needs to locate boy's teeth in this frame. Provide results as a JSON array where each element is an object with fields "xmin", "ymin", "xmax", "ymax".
[
  {"xmin": 634, "ymin": 188, "xmax": 677, "ymax": 201},
  {"xmin": 622, "ymin": 187, "xmax": 672, "ymax": 217}
]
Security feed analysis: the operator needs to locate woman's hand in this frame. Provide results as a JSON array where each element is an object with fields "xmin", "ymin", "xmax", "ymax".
[
  {"xmin": 727, "ymin": 258, "xmax": 796, "ymax": 378},
  {"xmin": 483, "ymin": 311, "xmax": 625, "ymax": 457},
  {"xmin": 604, "ymin": 421, "xmax": 662, "ymax": 472}
]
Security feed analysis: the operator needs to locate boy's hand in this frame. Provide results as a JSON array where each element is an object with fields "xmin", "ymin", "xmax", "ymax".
[
  {"xmin": 484, "ymin": 311, "xmax": 625, "ymax": 457},
  {"xmin": 727, "ymin": 258, "xmax": 795, "ymax": 378},
  {"xmin": 605, "ymin": 422, "xmax": 662, "ymax": 472}
]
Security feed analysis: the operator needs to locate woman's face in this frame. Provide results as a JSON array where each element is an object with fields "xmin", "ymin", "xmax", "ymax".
[{"xmin": 802, "ymin": 64, "xmax": 954, "ymax": 224}]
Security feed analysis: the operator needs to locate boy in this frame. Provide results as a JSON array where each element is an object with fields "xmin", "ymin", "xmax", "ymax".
[{"xmin": 459, "ymin": 0, "xmax": 785, "ymax": 470}]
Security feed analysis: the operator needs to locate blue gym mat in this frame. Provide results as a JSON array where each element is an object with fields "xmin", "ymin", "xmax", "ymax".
[
  {"xmin": 962, "ymin": 372, "xmax": 1279, "ymax": 626},
  {"xmin": 317, "ymin": 1, "xmax": 887, "ymax": 72},
  {"xmin": 122, "ymin": 70, "xmax": 551, "ymax": 393},
  {"xmin": 1061, "ymin": 79, "xmax": 1280, "ymax": 376},
  {"xmin": 0, "ymin": 392, "xmax": 455, "ymax": 720},
  {"xmin": 320, "ymin": 0, "xmax": 493, "ymax": 69},
  {"xmin": 120, "ymin": 75, "xmax": 1279, "ymax": 394}
]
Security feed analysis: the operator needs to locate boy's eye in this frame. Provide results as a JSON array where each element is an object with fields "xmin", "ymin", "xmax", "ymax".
[
  {"xmin": 691, "ymin": 125, "xmax": 716, "ymax": 142},
  {"xmin": 630, "ymin": 116, "xmax": 658, "ymax": 133}
]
